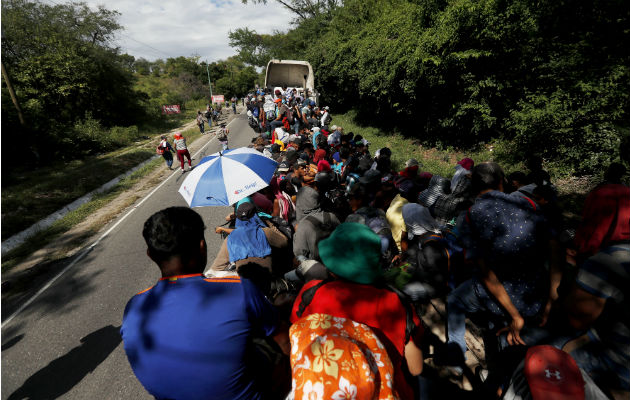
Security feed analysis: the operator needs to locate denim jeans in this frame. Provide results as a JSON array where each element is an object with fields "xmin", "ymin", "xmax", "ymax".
[
  {"xmin": 269, "ymin": 120, "xmax": 284, "ymax": 131},
  {"xmin": 198, "ymin": 123, "xmax": 204, "ymax": 133},
  {"xmin": 446, "ymin": 279, "xmax": 488, "ymax": 357}
]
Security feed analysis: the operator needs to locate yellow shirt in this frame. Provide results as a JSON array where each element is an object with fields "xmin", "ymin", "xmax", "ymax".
[{"xmin": 386, "ymin": 194, "xmax": 409, "ymax": 251}]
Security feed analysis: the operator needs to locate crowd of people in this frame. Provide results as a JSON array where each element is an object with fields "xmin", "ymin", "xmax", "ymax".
[{"xmin": 123, "ymin": 87, "xmax": 630, "ymax": 400}]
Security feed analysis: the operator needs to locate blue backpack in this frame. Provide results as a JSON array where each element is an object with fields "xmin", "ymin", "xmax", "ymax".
[{"xmin": 253, "ymin": 107, "xmax": 259, "ymax": 118}]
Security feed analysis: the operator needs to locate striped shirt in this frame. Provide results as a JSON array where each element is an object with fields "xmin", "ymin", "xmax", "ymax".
[
  {"xmin": 576, "ymin": 243, "xmax": 630, "ymax": 388},
  {"xmin": 174, "ymin": 138, "xmax": 187, "ymax": 151}
]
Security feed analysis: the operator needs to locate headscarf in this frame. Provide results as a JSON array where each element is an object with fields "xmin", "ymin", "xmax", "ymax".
[
  {"xmin": 457, "ymin": 157, "xmax": 474, "ymax": 171},
  {"xmin": 399, "ymin": 165, "xmax": 419, "ymax": 178},
  {"xmin": 317, "ymin": 160, "xmax": 331, "ymax": 172},
  {"xmin": 270, "ymin": 178, "xmax": 295, "ymax": 222},
  {"xmin": 402, "ymin": 203, "xmax": 440, "ymax": 239},
  {"xmin": 226, "ymin": 204, "xmax": 272, "ymax": 263},
  {"xmin": 295, "ymin": 186, "xmax": 321, "ymax": 222},
  {"xmin": 290, "ymin": 313, "xmax": 398, "ymax": 400},
  {"xmin": 451, "ymin": 158, "xmax": 474, "ymax": 192},
  {"xmin": 313, "ymin": 149, "xmax": 327, "ymax": 164}
]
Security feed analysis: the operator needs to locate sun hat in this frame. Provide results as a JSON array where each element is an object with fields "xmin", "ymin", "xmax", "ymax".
[
  {"xmin": 318, "ymin": 223, "xmax": 382, "ymax": 284},
  {"xmin": 418, "ymin": 175, "xmax": 450, "ymax": 207},
  {"xmin": 524, "ymin": 345, "xmax": 585, "ymax": 400}
]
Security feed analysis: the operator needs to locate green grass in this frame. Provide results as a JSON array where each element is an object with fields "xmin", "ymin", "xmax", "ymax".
[
  {"xmin": 333, "ymin": 109, "xmax": 589, "ymax": 182},
  {"xmin": 333, "ymin": 110, "xmax": 496, "ymax": 178},
  {"xmin": 0, "ymin": 157, "xmax": 163, "ymax": 272},
  {"xmin": 1, "ymin": 120, "xmax": 205, "ymax": 272},
  {"xmin": 2, "ymin": 148, "xmax": 155, "ymax": 238},
  {"xmin": 333, "ymin": 109, "xmax": 597, "ymax": 219}
]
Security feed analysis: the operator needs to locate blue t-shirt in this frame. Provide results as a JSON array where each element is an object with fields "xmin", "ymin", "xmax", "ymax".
[{"xmin": 121, "ymin": 274, "xmax": 277, "ymax": 400}]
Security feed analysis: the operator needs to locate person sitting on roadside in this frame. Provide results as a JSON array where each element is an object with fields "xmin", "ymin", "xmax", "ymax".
[
  {"xmin": 571, "ymin": 162, "xmax": 630, "ymax": 265},
  {"xmin": 290, "ymin": 222, "xmax": 425, "ymax": 399},
  {"xmin": 557, "ymin": 241, "xmax": 630, "ymax": 395},
  {"xmin": 346, "ymin": 184, "xmax": 399, "ymax": 265},
  {"xmin": 210, "ymin": 202, "xmax": 288, "ymax": 274},
  {"xmin": 121, "ymin": 207, "xmax": 288, "ymax": 400},
  {"xmin": 399, "ymin": 203, "xmax": 450, "ymax": 302},
  {"xmin": 439, "ymin": 162, "xmax": 559, "ymax": 370},
  {"xmin": 292, "ymin": 186, "xmax": 340, "ymax": 262}
]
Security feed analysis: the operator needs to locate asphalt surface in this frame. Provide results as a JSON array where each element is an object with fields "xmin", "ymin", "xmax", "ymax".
[{"xmin": 1, "ymin": 112, "xmax": 258, "ymax": 399}]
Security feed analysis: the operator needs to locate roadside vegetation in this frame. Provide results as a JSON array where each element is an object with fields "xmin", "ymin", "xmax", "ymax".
[
  {"xmin": 1, "ymin": 1, "xmax": 256, "ymax": 243},
  {"xmin": 0, "ymin": 125, "xmax": 204, "ymax": 272},
  {"xmin": 234, "ymin": 0, "xmax": 630, "ymax": 177}
]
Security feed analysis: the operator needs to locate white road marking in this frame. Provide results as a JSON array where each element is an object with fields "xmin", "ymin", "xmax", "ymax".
[{"xmin": 1, "ymin": 118, "xmax": 241, "ymax": 329}]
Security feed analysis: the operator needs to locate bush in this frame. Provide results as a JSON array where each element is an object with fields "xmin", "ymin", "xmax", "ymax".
[{"xmin": 106, "ymin": 125, "xmax": 141, "ymax": 146}]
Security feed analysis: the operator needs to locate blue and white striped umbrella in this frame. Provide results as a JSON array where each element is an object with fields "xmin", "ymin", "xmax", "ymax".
[{"xmin": 179, "ymin": 147, "xmax": 278, "ymax": 207}]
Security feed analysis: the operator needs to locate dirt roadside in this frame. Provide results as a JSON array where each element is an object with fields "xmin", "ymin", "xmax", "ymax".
[{"xmin": 1, "ymin": 112, "xmax": 235, "ymax": 304}]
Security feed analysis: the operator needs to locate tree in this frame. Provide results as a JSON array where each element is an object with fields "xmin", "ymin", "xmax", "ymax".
[
  {"xmin": 1, "ymin": 0, "xmax": 145, "ymax": 164},
  {"xmin": 241, "ymin": 0, "xmax": 341, "ymax": 21}
]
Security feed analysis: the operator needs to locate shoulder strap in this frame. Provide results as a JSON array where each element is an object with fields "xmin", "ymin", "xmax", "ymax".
[
  {"xmin": 386, "ymin": 284, "xmax": 417, "ymax": 344},
  {"xmin": 519, "ymin": 195, "xmax": 537, "ymax": 211},
  {"xmin": 296, "ymin": 278, "xmax": 333, "ymax": 318}
]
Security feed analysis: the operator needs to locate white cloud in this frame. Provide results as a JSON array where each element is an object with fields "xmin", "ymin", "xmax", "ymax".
[{"xmin": 83, "ymin": 0, "xmax": 294, "ymax": 62}]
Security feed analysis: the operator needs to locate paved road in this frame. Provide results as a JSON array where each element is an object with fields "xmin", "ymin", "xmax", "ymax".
[{"xmin": 1, "ymin": 112, "xmax": 258, "ymax": 399}]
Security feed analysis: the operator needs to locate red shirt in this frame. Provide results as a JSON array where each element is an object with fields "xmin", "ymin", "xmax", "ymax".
[
  {"xmin": 574, "ymin": 183, "xmax": 630, "ymax": 260},
  {"xmin": 290, "ymin": 279, "xmax": 423, "ymax": 399}
]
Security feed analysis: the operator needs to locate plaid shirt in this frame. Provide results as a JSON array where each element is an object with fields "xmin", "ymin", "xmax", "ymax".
[{"xmin": 430, "ymin": 176, "xmax": 473, "ymax": 225}]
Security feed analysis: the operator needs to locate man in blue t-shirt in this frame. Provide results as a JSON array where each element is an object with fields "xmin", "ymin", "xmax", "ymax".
[{"xmin": 121, "ymin": 207, "xmax": 287, "ymax": 400}]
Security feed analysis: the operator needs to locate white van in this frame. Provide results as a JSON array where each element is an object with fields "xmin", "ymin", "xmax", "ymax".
[{"xmin": 264, "ymin": 59, "xmax": 319, "ymax": 105}]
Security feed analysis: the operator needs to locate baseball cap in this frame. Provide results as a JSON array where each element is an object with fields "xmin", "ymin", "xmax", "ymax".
[
  {"xmin": 236, "ymin": 202, "xmax": 256, "ymax": 221},
  {"xmin": 277, "ymin": 161, "xmax": 290, "ymax": 173},
  {"xmin": 524, "ymin": 345, "xmax": 585, "ymax": 400}
]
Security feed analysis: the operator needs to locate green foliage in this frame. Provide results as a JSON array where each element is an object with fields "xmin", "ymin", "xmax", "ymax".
[
  {"xmin": 1, "ymin": 0, "xmax": 147, "ymax": 167},
  {"xmin": 239, "ymin": 0, "xmax": 630, "ymax": 175}
]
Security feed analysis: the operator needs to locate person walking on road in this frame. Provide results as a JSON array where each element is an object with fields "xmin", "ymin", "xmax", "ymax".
[
  {"xmin": 204, "ymin": 105, "xmax": 213, "ymax": 130},
  {"xmin": 196, "ymin": 110, "xmax": 205, "ymax": 134},
  {"xmin": 218, "ymin": 123, "xmax": 229, "ymax": 151},
  {"xmin": 231, "ymin": 96, "xmax": 238, "ymax": 114},
  {"xmin": 156, "ymin": 135, "xmax": 174, "ymax": 170},
  {"xmin": 173, "ymin": 132, "xmax": 192, "ymax": 173}
]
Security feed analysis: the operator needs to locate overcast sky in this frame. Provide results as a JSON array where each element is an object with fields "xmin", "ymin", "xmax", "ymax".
[{"xmin": 81, "ymin": 0, "xmax": 294, "ymax": 62}]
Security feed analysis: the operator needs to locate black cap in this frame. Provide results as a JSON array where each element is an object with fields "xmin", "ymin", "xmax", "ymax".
[{"xmin": 236, "ymin": 202, "xmax": 256, "ymax": 220}]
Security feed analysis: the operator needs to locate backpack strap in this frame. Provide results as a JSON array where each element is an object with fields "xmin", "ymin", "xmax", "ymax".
[
  {"xmin": 385, "ymin": 284, "xmax": 418, "ymax": 344},
  {"xmin": 519, "ymin": 195, "xmax": 537, "ymax": 211},
  {"xmin": 295, "ymin": 278, "xmax": 333, "ymax": 318}
]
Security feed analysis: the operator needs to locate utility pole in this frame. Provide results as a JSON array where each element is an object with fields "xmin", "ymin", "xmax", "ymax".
[
  {"xmin": 206, "ymin": 61, "xmax": 213, "ymax": 101},
  {"xmin": 1, "ymin": 61, "xmax": 26, "ymax": 126}
]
